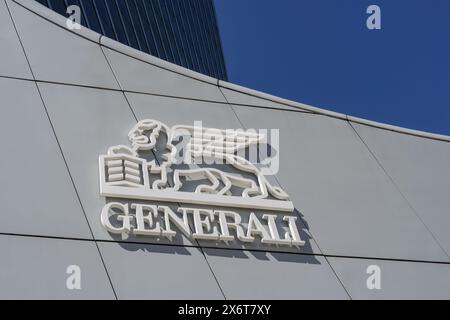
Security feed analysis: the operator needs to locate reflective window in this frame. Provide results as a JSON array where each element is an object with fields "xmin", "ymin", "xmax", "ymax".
[
  {"xmin": 126, "ymin": 1, "xmax": 149, "ymax": 53},
  {"xmin": 134, "ymin": 0, "xmax": 158, "ymax": 56},
  {"xmin": 90, "ymin": 0, "xmax": 115, "ymax": 39},
  {"xmin": 35, "ymin": 0, "xmax": 228, "ymax": 80},
  {"xmin": 104, "ymin": 0, "xmax": 129, "ymax": 45},
  {"xmin": 158, "ymin": 0, "xmax": 182, "ymax": 66},
  {"xmin": 47, "ymin": 0, "xmax": 67, "ymax": 16}
]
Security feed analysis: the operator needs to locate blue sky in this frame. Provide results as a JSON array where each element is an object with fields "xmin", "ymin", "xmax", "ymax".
[{"xmin": 214, "ymin": 0, "xmax": 450, "ymax": 135}]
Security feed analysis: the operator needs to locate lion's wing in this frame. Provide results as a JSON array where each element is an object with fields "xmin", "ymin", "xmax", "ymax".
[{"xmin": 171, "ymin": 124, "xmax": 263, "ymax": 156}]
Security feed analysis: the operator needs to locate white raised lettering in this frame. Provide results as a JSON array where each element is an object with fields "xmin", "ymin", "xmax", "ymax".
[
  {"xmin": 283, "ymin": 216, "xmax": 305, "ymax": 246},
  {"xmin": 132, "ymin": 203, "xmax": 161, "ymax": 236},
  {"xmin": 262, "ymin": 214, "xmax": 291, "ymax": 245},
  {"xmin": 246, "ymin": 212, "xmax": 271, "ymax": 242},
  {"xmin": 100, "ymin": 202, "xmax": 133, "ymax": 234},
  {"xmin": 160, "ymin": 206, "xmax": 191, "ymax": 239},
  {"xmin": 190, "ymin": 208, "xmax": 220, "ymax": 240},
  {"xmin": 216, "ymin": 210, "xmax": 252, "ymax": 242}
]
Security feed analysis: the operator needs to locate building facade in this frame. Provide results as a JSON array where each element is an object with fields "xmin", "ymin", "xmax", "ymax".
[
  {"xmin": 34, "ymin": 0, "xmax": 228, "ymax": 80},
  {"xmin": 1, "ymin": 0, "xmax": 450, "ymax": 299}
]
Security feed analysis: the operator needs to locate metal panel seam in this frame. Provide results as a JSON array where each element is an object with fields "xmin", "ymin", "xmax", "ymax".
[
  {"xmin": 347, "ymin": 120, "xmax": 450, "ymax": 262},
  {"xmin": 5, "ymin": 0, "xmax": 118, "ymax": 297},
  {"xmin": 104, "ymin": 48, "xmax": 227, "ymax": 298}
]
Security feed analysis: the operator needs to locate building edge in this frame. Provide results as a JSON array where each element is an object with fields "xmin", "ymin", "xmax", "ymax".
[{"xmin": 10, "ymin": 0, "xmax": 450, "ymax": 143}]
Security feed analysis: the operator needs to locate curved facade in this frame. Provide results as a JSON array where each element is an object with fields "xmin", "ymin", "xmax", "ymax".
[
  {"xmin": 34, "ymin": 0, "xmax": 228, "ymax": 80},
  {"xmin": 1, "ymin": 0, "xmax": 450, "ymax": 299}
]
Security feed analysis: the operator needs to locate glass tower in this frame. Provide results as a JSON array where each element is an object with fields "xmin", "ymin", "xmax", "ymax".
[{"xmin": 34, "ymin": 0, "xmax": 228, "ymax": 80}]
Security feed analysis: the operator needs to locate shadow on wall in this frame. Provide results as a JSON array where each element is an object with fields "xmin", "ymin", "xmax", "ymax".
[{"xmin": 114, "ymin": 231, "xmax": 320, "ymax": 265}]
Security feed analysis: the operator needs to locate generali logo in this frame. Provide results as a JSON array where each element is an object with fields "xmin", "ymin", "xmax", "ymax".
[{"xmin": 99, "ymin": 119, "xmax": 304, "ymax": 248}]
